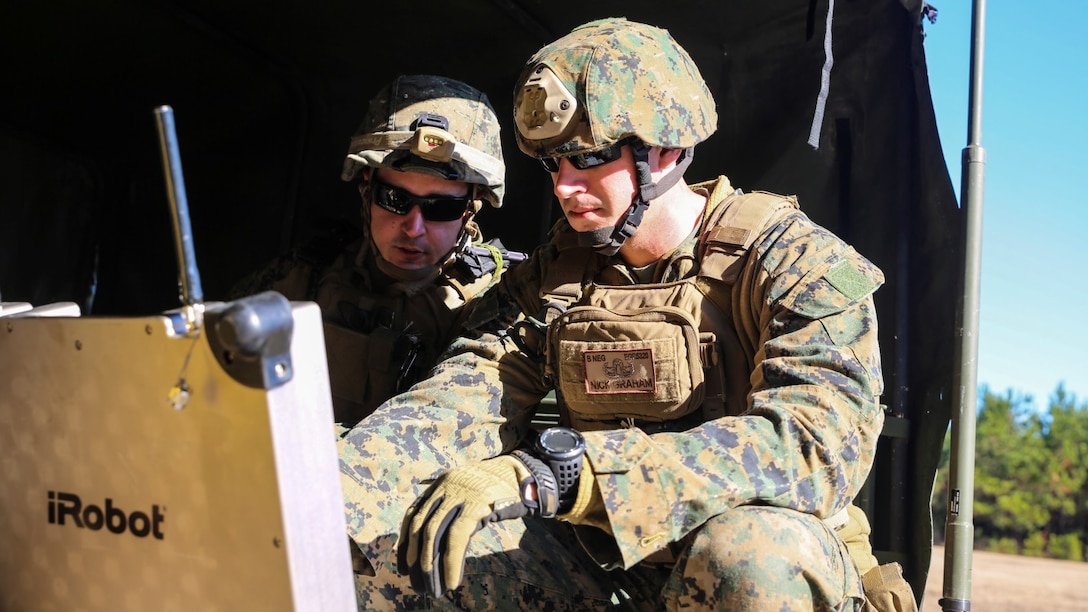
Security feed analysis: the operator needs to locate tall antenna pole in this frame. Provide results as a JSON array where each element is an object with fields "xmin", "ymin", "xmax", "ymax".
[{"xmin": 941, "ymin": 1, "xmax": 986, "ymax": 610}]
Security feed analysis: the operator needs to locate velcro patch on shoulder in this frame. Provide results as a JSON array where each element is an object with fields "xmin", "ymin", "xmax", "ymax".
[
  {"xmin": 706, "ymin": 225, "xmax": 751, "ymax": 250},
  {"xmin": 823, "ymin": 260, "xmax": 877, "ymax": 301}
]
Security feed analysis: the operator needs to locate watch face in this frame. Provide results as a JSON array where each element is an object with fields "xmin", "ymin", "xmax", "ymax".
[{"xmin": 540, "ymin": 428, "xmax": 583, "ymax": 453}]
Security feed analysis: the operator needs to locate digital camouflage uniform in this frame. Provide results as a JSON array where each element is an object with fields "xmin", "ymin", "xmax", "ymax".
[
  {"xmin": 338, "ymin": 19, "xmax": 903, "ymax": 611},
  {"xmin": 339, "ymin": 174, "xmax": 885, "ymax": 609},
  {"xmin": 231, "ymin": 75, "xmax": 518, "ymax": 426}
]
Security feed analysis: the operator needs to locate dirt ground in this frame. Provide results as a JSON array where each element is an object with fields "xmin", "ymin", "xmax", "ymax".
[{"xmin": 922, "ymin": 544, "xmax": 1088, "ymax": 610}]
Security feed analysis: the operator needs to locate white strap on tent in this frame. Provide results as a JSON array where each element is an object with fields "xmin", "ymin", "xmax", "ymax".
[{"xmin": 807, "ymin": 0, "xmax": 836, "ymax": 149}]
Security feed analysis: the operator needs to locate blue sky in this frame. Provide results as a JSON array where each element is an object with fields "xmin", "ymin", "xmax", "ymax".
[{"xmin": 922, "ymin": 1, "xmax": 1088, "ymax": 411}]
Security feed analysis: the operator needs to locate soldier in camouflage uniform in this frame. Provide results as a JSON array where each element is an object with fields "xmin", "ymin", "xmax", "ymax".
[
  {"xmin": 231, "ymin": 75, "xmax": 522, "ymax": 427},
  {"xmin": 339, "ymin": 19, "xmax": 914, "ymax": 611}
]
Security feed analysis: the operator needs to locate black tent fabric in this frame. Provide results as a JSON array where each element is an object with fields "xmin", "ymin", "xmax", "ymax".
[{"xmin": 0, "ymin": 0, "xmax": 960, "ymax": 601}]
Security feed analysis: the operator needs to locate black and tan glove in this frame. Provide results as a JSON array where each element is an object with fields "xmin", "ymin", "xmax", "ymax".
[{"xmin": 397, "ymin": 452, "xmax": 557, "ymax": 596}]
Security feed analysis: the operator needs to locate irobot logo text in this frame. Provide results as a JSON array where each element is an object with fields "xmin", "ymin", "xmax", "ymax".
[{"xmin": 48, "ymin": 491, "xmax": 165, "ymax": 539}]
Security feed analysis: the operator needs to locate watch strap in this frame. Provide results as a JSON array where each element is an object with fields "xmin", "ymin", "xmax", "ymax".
[{"xmin": 544, "ymin": 453, "xmax": 582, "ymax": 514}]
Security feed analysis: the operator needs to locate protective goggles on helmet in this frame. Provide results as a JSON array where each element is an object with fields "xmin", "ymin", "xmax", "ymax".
[
  {"xmin": 538, "ymin": 138, "xmax": 635, "ymax": 173},
  {"xmin": 366, "ymin": 177, "xmax": 471, "ymax": 222}
]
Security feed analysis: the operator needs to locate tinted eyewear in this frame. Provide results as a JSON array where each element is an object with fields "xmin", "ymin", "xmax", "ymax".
[
  {"xmin": 539, "ymin": 139, "xmax": 632, "ymax": 173},
  {"xmin": 368, "ymin": 178, "xmax": 471, "ymax": 222}
]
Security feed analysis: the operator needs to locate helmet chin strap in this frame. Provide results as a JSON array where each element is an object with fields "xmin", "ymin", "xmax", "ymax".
[{"xmin": 576, "ymin": 142, "xmax": 694, "ymax": 255}]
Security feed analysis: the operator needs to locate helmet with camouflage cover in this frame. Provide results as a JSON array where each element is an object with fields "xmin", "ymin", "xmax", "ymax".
[
  {"xmin": 512, "ymin": 17, "xmax": 716, "ymax": 159},
  {"xmin": 342, "ymin": 74, "xmax": 505, "ymax": 208},
  {"xmin": 512, "ymin": 18, "xmax": 717, "ymax": 254}
]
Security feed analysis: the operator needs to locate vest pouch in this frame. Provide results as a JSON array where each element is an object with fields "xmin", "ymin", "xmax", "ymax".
[
  {"xmin": 547, "ymin": 305, "xmax": 706, "ymax": 423},
  {"xmin": 323, "ymin": 323, "xmax": 415, "ymax": 426}
]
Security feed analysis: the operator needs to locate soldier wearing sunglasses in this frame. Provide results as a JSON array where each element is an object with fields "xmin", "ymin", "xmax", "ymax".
[
  {"xmin": 340, "ymin": 18, "xmax": 914, "ymax": 612},
  {"xmin": 231, "ymin": 75, "xmax": 521, "ymax": 428}
]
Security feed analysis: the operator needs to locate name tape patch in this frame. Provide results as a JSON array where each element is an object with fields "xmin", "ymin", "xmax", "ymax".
[{"xmin": 583, "ymin": 348, "xmax": 656, "ymax": 394}]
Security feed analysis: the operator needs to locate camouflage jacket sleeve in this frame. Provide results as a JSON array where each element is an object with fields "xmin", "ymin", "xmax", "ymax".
[
  {"xmin": 577, "ymin": 210, "xmax": 886, "ymax": 569},
  {"xmin": 337, "ymin": 254, "xmax": 552, "ymax": 563}
]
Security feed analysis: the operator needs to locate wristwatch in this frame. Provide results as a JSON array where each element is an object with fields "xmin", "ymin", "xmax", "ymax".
[{"xmin": 533, "ymin": 427, "xmax": 585, "ymax": 514}]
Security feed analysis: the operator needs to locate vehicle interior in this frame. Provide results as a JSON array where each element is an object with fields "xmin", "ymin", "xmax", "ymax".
[{"xmin": 1, "ymin": 0, "xmax": 960, "ymax": 605}]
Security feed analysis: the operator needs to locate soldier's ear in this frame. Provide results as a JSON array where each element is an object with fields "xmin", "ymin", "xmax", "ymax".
[
  {"xmin": 648, "ymin": 146, "xmax": 684, "ymax": 175},
  {"xmin": 657, "ymin": 147, "xmax": 684, "ymax": 169}
]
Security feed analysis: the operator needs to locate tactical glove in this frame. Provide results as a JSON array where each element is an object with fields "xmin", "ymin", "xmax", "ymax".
[{"xmin": 397, "ymin": 452, "xmax": 557, "ymax": 596}]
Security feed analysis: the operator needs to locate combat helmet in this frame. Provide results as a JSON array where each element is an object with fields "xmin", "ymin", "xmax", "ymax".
[
  {"xmin": 513, "ymin": 18, "xmax": 717, "ymax": 254},
  {"xmin": 342, "ymin": 75, "xmax": 505, "ymax": 209}
]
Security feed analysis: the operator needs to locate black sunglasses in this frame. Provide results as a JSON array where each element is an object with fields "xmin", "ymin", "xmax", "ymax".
[
  {"xmin": 367, "ymin": 177, "xmax": 471, "ymax": 222},
  {"xmin": 539, "ymin": 138, "xmax": 632, "ymax": 173}
]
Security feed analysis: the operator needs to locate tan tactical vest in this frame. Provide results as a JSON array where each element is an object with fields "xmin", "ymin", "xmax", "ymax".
[
  {"xmin": 541, "ymin": 182, "xmax": 799, "ymax": 432},
  {"xmin": 539, "ymin": 184, "xmax": 917, "ymax": 612},
  {"xmin": 257, "ymin": 237, "xmax": 511, "ymax": 426}
]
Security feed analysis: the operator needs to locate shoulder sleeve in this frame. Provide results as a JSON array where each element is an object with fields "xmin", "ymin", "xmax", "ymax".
[
  {"xmin": 227, "ymin": 252, "xmax": 316, "ymax": 301},
  {"xmin": 758, "ymin": 213, "xmax": 885, "ymax": 319}
]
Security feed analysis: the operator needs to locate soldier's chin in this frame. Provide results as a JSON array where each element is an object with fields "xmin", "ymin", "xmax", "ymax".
[
  {"xmin": 564, "ymin": 213, "xmax": 610, "ymax": 234},
  {"xmin": 389, "ymin": 250, "xmax": 433, "ymax": 270}
]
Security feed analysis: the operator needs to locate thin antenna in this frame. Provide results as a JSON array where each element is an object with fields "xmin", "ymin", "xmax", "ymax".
[{"xmin": 154, "ymin": 105, "xmax": 204, "ymax": 335}]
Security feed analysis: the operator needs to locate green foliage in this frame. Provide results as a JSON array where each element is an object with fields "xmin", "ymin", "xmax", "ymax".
[
  {"xmin": 932, "ymin": 384, "xmax": 1088, "ymax": 562},
  {"xmin": 1022, "ymin": 532, "xmax": 1047, "ymax": 557},
  {"xmin": 988, "ymin": 537, "xmax": 1020, "ymax": 555},
  {"xmin": 1049, "ymin": 533, "xmax": 1084, "ymax": 561}
]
